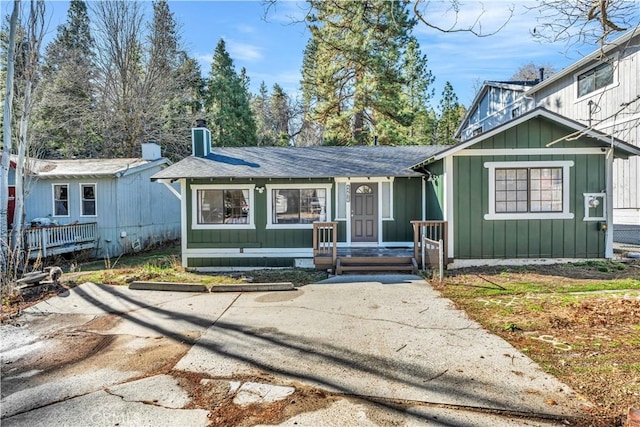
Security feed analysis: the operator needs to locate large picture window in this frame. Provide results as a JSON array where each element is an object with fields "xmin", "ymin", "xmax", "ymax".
[
  {"xmin": 485, "ymin": 161, "xmax": 574, "ymax": 220},
  {"xmin": 80, "ymin": 184, "xmax": 97, "ymax": 216},
  {"xmin": 53, "ymin": 184, "xmax": 69, "ymax": 217},
  {"xmin": 191, "ymin": 184, "xmax": 254, "ymax": 229},
  {"xmin": 266, "ymin": 184, "xmax": 331, "ymax": 229},
  {"xmin": 577, "ymin": 62, "xmax": 613, "ymax": 97}
]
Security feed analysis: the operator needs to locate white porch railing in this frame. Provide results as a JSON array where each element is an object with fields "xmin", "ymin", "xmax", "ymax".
[{"xmin": 23, "ymin": 222, "xmax": 98, "ymax": 258}]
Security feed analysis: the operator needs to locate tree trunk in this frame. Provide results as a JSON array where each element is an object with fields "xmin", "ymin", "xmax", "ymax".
[{"xmin": 0, "ymin": 0, "xmax": 19, "ymax": 285}]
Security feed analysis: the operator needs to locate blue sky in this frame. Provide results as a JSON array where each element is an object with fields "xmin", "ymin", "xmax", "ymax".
[{"xmin": 38, "ymin": 1, "xmax": 605, "ymax": 107}]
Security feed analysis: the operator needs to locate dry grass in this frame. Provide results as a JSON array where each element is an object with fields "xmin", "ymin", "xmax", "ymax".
[{"xmin": 431, "ymin": 260, "xmax": 640, "ymax": 426}]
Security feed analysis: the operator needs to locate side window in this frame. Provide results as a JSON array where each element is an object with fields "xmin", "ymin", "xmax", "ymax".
[
  {"xmin": 53, "ymin": 184, "xmax": 69, "ymax": 217},
  {"xmin": 485, "ymin": 161, "xmax": 574, "ymax": 220},
  {"xmin": 80, "ymin": 184, "xmax": 97, "ymax": 216},
  {"xmin": 577, "ymin": 62, "xmax": 613, "ymax": 97}
]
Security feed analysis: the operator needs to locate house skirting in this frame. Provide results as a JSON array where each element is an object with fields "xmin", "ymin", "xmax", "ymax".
[{"xmin": 448, "ymin": 257, "xmax": 610, "ymax": 269}]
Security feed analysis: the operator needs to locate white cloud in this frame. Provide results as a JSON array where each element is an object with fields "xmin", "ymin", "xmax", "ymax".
[
  {"xmin": 235, "ymin": 24, "xmax": 256, "ymax": 34},
  {"xmin": 226, "ymin": 40, "xmax": 264, "ymax": 62}
]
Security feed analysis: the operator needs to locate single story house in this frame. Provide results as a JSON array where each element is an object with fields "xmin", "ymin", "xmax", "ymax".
[
  {"xmin": 7, "ymin": 143, "xmax": 181, "ymax": 259},
  {"xmin": 152, "ymin": 109, "xmax": 640, "ymax": 271}
]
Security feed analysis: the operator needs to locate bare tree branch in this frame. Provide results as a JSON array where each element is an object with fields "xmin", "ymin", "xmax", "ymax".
[{"xmin": 413, "ymin": 0, "xmax": 514, "ymax": 37}]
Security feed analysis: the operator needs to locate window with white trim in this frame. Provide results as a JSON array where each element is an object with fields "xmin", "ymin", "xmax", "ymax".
[
  {"xmin": 80, "ymin": 184, "xmax": 97, "ymax": 216},
  {"xmin": 191, "ymin": 184, "xmax": 254, "ymax": 229},
  {"xmin": 53, "ymin": 184, "xmax": 69, "ymax": 217},
  {"xmin": 495, "ymin": 167, "xmax": 563, "ymax": 213},
  {"xmin": 577, "ymin": 62, "xmax": 613, "ymax": 97},
  {"xmin": 267, "ymin": 184, "xmax": 331, "ymax": 229},
  {"xmin": 485, "ymin": 161, "xmax": 574, "ymax": 220}
]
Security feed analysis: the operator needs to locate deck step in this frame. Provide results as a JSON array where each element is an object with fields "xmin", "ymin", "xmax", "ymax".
[
  {"xmin": 335, "ymin": 257, "xmax": 418, "ymax": 275},
  {"xmin": 339, "ymin": 256, "xmax": 414, "ymax": 265}
]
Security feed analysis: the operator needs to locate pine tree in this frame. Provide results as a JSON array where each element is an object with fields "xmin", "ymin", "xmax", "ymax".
[
  {"xmin": 436, "ymin": 81, "xmax": 465, "ymax": 145},
  {"xmin": 302, "ymin": 0, "xmax": 416, "ymax": 145},
  {"xmin": 400, "ymin": 37, "xmax": 436, "ymax": 145},
  {"xmin": 33, "ymin": 0, "xmax": 97, "ymax": 158},
  {"xmin": 270, "ymin": 83, "xmax": 290, "ymax": 146},
  {"xmin": 251, "ymin": 81, "xmax": 274, "ymax": 146},
  {"xmin": 205, "ymin": 39, "xmax": 257, "ymax": 146},
  {"xmin": 144, "ymin": 0, "xmax": 202, "ymax": 160}
]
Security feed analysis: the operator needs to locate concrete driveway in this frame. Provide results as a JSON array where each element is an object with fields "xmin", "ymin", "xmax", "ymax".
[{"xmin": 1, "ymin": 276, "xmax": 588, "ymax": 426}]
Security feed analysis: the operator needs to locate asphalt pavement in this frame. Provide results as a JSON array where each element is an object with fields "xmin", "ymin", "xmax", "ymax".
[{"xmin": 1, "ymin": 276, "xmax": 589, "ymax": 426}]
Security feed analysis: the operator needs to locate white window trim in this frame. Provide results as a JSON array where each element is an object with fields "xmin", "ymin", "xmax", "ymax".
[
  {"xmin": 79, "ymin": 183, "xmax": 97, "ymax": 217},
  {"xmin": 484, "ymin": 160, "xmax": 574, "ymax": 220},
  {"xmin": 52, "ymin": 183, "xmax": 70, "ymax": 218},
  {"xmin": 265, "ymin": 183, "xmax": 332, "ymax": 229},
  {"xmin": 574, "ymin": 54, "xmax": 619, "ymax": 102},
  {"xmin": 191, "ymin": 184, "xmax": 255, "ymax": 230}
]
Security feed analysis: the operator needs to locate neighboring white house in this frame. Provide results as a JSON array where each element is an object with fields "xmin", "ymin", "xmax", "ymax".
[
  {"xmin": 456, "ymin": 29, "xmax": 640, "ymax": 230},
  {"xmin": 12, "ymin": 143, "xmax": 181, "ymax": 258},
  {"xmin": 456, "ymin": 80, "xmax": 538, "ymax": 141}
]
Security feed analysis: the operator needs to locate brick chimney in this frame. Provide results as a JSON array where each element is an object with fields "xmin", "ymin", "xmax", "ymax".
[{"xmin": 192, "ymin": 119, "xmax": 211, "ymax": 157}]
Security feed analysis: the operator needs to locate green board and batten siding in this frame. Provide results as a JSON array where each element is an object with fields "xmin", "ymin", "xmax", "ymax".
[
  {"xmin": 453, "ymin": 117, "xmax": 606, "ymax": 260},
  {"xmin": 186, "ymin": 178, "xmax": 330, "ymax": 267},
  {"xmin": 185, "ymin": 177, "xmax": 423, "ymax": 268},
  {"xmin": 383, "ymin": 177, "xmax": 423, "ymax": 242}
]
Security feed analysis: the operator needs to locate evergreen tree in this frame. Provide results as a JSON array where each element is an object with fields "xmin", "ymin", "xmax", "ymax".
[
  {"xmin": 270, "ymin": 83, "xmax": 290, "ymax": 146},
  {"xmin": 33, "ymin": 0, "xmax": 97, "ymax": 158},
  {"xmin": 251, "ymin": 81, "xmax": 274, "ymax": 146},
  {"xmin": 205, "ymin": 39, "xmax": 256, "ymax": 146},
  {"xmin": 144, "ymin": 0, "xmax": 201, "ymax": 160},
  {"xmin": 436, "ymin": 81, "xmax": 465, "ymax": 145},
  {"xmin": 400, "ymin": 37, "xmax": 436, "ymax": 145},
  {"xmin": 302, "ymin": 0, "xmax": 416, "ymax": 145}
]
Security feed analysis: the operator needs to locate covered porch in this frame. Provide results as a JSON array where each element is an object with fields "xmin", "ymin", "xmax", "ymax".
[{"xmin": 312, "ymin": 221, "xmax": 447, "ymax": 274}]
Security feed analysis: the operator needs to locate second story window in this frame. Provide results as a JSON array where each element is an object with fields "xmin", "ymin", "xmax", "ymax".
[{"xmin": 577, "ymin": 62, "xmax": 613, "ymax": 97}]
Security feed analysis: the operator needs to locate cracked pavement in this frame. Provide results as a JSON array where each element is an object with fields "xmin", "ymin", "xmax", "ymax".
[{"xmin": 1, "ymin": 277, "xmax": 589, "ymax": 426}]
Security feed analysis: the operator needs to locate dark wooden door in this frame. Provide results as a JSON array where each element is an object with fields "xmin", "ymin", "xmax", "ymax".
[{"xmin": 351, "ymin": 183, "xmax": 377, "ymax": 242}]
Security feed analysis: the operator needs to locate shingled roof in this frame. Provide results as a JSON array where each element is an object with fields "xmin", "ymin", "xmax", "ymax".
[
  {"xmin": 151, "ymin": 145, "xmax": 448, "ymax": 180},
  {"xmin": 25, "ymin": 158, "xmax": 169, "ymax": 178}
]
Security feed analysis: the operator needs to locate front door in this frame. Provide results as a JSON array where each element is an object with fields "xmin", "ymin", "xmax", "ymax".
[{"xmin": 351, "ymin": 183, "xmax": 378, "ymax": 243}]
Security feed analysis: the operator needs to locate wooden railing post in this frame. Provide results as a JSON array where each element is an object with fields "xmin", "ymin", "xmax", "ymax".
[
  {"xmin": 411, "ymin": 220, "xmax": 448, "ymax": 269},
  {"xmin": 313, "ymin": 221, "xmax": 338, "ymax": 269}
]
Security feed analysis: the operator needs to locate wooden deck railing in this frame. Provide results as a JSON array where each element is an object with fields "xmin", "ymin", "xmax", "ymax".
[
  {"xmin": 24, "ymin": 222, "xmax": 98, "ymax": 258},
  {"xmin": 312, "ymin": 221, "xmax": 337, "ymax": 269},
  {"xmin": 411, "ymin": 220, "xmax": 448, "ymax": 267}
]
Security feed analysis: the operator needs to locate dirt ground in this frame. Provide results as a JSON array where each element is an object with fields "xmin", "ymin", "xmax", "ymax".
[{"xmin": 433, "ymin": 260, "xmax": 640, "ymax": 427}]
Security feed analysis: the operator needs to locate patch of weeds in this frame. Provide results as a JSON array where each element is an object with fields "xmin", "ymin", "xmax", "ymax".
[{"xmin": 503, "ymin": 323, "xmax": 522, "ymax": 332}]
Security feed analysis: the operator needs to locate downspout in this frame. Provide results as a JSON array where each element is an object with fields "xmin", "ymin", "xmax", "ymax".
[
  {"xmin": 421, "ymin": 176, "xmax": 426, "ymax": 220},
  {"xmin": 181, "ymin": 179, "xmax": 188, "ymax": 268},
  {"xmin": 605, "ymin": 148, "xmax": 614, "ymax": 259}
]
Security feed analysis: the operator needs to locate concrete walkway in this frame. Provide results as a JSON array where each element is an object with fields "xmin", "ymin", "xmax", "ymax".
[{"xmin": 1, "ymin": 277, "xmax": 588, "ymax": 426}]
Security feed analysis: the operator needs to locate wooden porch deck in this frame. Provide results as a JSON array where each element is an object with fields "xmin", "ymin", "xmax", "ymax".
[
  {"xmin": 312, "ymin": 221, "xmax": 447, "ymax": 275},
  {"xmin": 23, "ymin": 222, "xmax": 98, "ymax": 259}
]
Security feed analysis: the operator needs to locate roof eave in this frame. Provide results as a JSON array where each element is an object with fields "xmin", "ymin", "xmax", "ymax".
[{"xmin": 527, "ymin": 29, "xmax": 638, "ymax": 95}]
